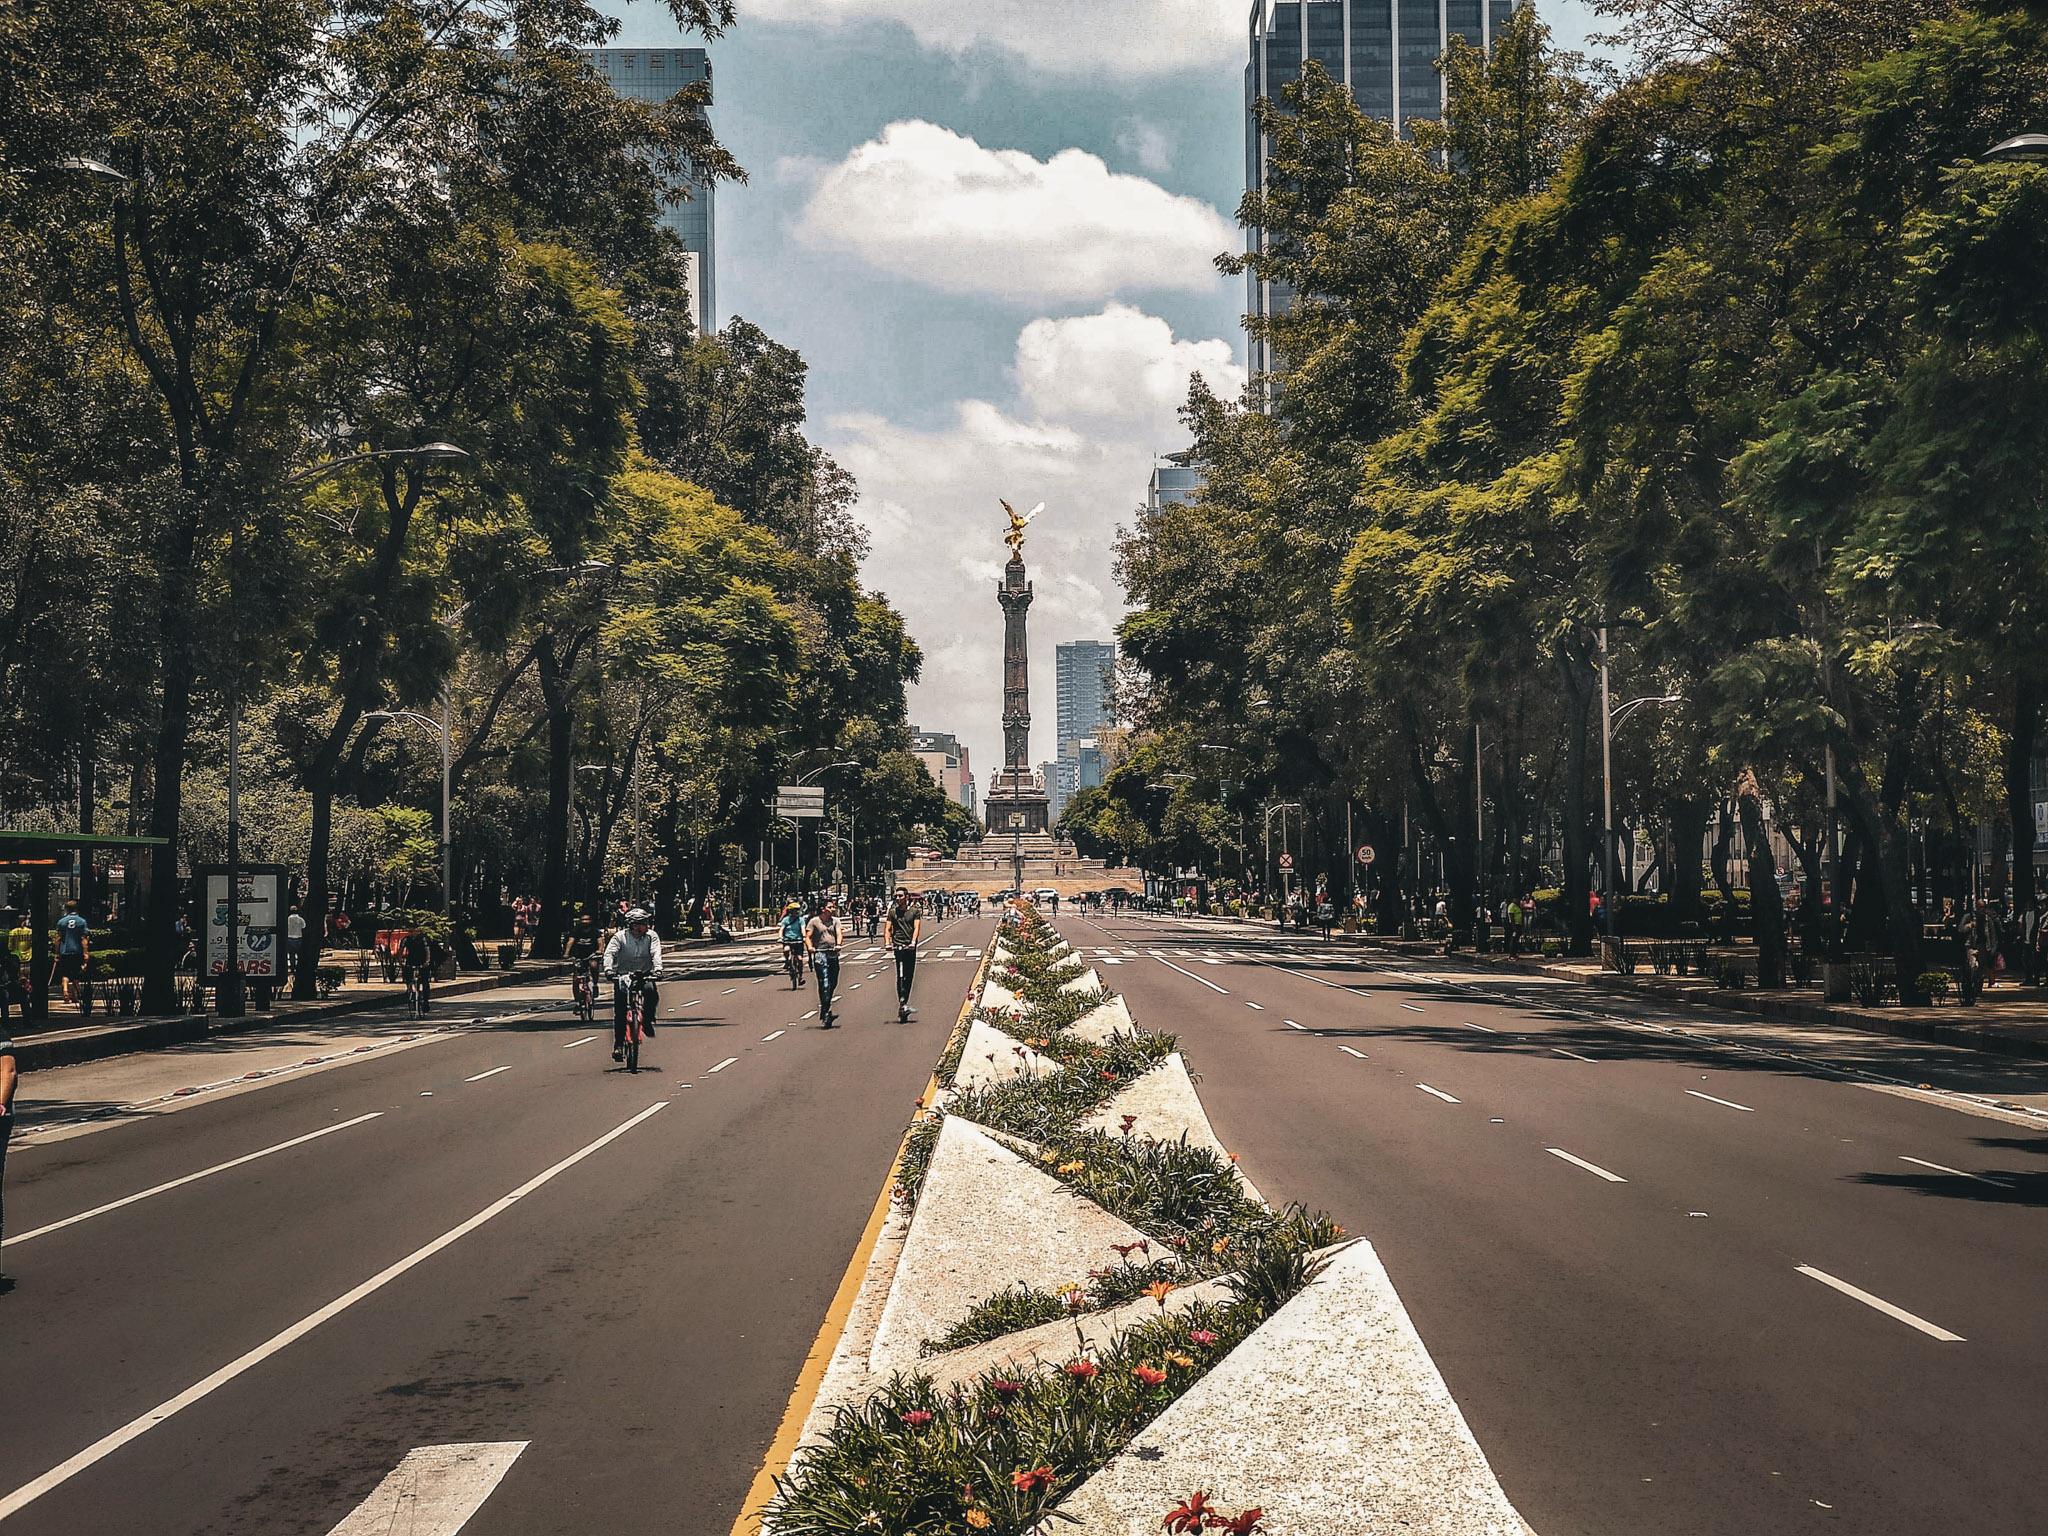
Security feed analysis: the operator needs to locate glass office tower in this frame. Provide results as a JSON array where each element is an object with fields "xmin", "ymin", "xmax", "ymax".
[
  {"xmin": 583, "ymin": 48, "xmax": 717, "ymax": 335},
  {"xmin": 1245, "ymin": 0, "xmax": 1520, "ymax": 377},
  {"xmin": 1056, "ymin": 641, "xmax": 1117, "ymax": 754}
]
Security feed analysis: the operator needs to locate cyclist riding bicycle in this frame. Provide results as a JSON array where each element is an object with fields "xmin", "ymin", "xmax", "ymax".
[
  {"xmin": 567, "ymin": 912, "xmax": 602, "ymax": 1006},
  {"xmin": 400, "ymin": 924, "xmax": 435, "ymax": 1016},
  {"xmin": 602, "ymin": 908, "xmax": 663, "ymax": 1062}
]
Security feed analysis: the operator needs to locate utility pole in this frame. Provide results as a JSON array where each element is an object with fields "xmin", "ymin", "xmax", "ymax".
[{"xmin": 1599, "ymin": 625, "xmax": 1615, "ymax": 941}]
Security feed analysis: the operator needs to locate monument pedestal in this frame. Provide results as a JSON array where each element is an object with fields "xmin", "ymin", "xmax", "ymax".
[{"xmin": 983, "ymin": 766, "xmax": 1050, "ymax": 836}]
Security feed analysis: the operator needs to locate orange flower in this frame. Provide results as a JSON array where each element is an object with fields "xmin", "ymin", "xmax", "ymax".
[
  {"xmin": 1058, "ymin": 1160, "xmax": 1086, "ymax": 1174},
  {"xmin": 1211, "ymin": 1235, "xmax": 1231, "ymax": 1256},
  {"xmin": 1167, "ymin": 1351, "xmax": 1195, "ymax": 1369},
  {"xmin": 1064, "ymin": 1358, "xmax": 1099, "ymax": 1380},
  {"xmin": 1011, "ymin": 1465, "xmax": 1055, "ymax": 1493},
  {"xmin": 1133, "ymin": 1363, "xmax": 1168, "ymax": 1386},
  {"xmin": 965, "ymin": 1510, "xmax": 993, "ymax": 1530},
  {"xmin": 1145, "ymin": 1280, "xmax": 1176, "ymax": 1307}
]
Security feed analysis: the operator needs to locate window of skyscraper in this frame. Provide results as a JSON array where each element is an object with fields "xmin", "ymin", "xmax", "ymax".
[
  {"xmin": 1352, "ymin": 0, "xmax": 1395, "ymax": 120},
  {"xmin": 1398, "ymin": 0, "xmax": 1442, "ymax": 119}
]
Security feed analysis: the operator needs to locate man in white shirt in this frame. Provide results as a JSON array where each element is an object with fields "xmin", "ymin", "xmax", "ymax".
[{"xmin": 601, "ymin": 908, "xmax": 664, "ymax": 1061}]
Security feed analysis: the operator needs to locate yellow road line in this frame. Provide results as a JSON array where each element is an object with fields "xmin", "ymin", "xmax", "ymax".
[{"xmin": 727, "ymin": 934, "xmax": 994, "ymax": 1536}]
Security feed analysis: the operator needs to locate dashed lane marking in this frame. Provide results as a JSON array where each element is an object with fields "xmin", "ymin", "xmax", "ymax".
[
  {"xmin": 1398, "ymin": 1002, "xmax": 1425, "ymax": 1013},
  {"xmin": 563, "ymin": 1036, "xmax": 597, "ymax": 1049},
  {"xmin": 1245, "ymin": 1001, "xmax": 1264, "ymax": 1010},
  {"xmin": 1339, "ymin": 1046, "xmax": 1367, "ymax": 1060},
  {"xmin": 762, "ymin": 1030, "xmax": 786, "ymax": 1042},
  {"xmin": 1461, "ymin": 1020, "xmax": 1496, "ymax": 1033},
  {"xmin": 1547, "ymin": 1147, "xmax": 1627, "ymax": 1182},
  {"xmin": 3, "ymin": 1113, "xmax": 384, "ymax": 1248},
  {"xmin": 1156, "ymin": 956, "xmax": 1229, "ymax": 994},
  {"xmin": 1795, "ymin": 1264, "xmax": 1964, "ymax": 1342},
  {"xmin": 1897, "ymin": 1155, "xmax": 2006, "ymax": 1186},
  {"xmin": 1285, "ymin": 1020, "xmax": 1308, "ymax": 1031},
  {"xmin": 1416, "ymin": 1083, "xmax": 1461, "ymax": 1104},
  {"xmin": 1686, "ymin": 1089, "xmax": 1755, "ymax": 1113},
  {"xmin": 464, "ymin": 1066, "xmax": 512, "ymax": 1083},
  {"xmin": 707, "ymin": 1057, "xmax": 739, "ymax": 1074},
  {"xmin": 1553, "ymin": 1048, "xmax": 1597, "ymax": 1062},
  {"xmin": 0, "ymin": 1104, "xmax": 667, "ymax": 1521}
]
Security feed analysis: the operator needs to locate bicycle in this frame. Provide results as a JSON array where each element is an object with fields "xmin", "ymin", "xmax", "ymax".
[
  {"xmin": 783, "ymin": 941, "xmax": 805, "ymax": 988},
  {"xmin": 572, "ymin": 957, "xmax": 598, "ymax": 1023},
  {"xmin": 403, "ymin": 965, "xmax": 428, "ymax": 1020},
  {"xmin": 616, "ymin": 970, "xmax": 653, "ymax": 1072}
]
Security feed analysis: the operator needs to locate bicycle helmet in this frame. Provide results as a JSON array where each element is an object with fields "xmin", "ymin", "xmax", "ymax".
[{"xmin": 625, "ymin": 907, "xmax": 652, "ymax": 925}]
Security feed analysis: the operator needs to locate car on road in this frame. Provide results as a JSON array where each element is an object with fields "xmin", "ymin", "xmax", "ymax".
[{"xmin": 1031, "ymin": 887, "xmax": 1059, "ymax": 905}]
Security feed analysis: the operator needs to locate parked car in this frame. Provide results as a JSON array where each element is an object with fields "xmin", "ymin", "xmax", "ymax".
[{"xmin": 1031, "ymin": 887, "xmax": 1059, "ymax": 905}]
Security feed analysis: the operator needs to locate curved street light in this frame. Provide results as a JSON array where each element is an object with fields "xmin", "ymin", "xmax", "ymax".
[{"xmin": 1982, "ymin": 133, "xmax": 2048, "ymax": 163}]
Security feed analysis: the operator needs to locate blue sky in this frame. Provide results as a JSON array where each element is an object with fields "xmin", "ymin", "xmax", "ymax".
[{"xmin": 600, "ymin": 1, "xmax": 1603, "ymax": 782}]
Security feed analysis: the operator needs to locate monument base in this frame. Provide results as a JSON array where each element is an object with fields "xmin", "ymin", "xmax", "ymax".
[{"xmin": 984, "ymin": 766, "xmax": 1050, "ymax": 835}]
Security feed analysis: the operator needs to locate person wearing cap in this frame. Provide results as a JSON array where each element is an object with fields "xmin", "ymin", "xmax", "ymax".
[
  {"xmin": 602, "ymin": 908, "xmax": 663, "ymax": 1061},
  {"xmin": 778, "ymin": 901, "xmax": 806, "ymax": 982}
]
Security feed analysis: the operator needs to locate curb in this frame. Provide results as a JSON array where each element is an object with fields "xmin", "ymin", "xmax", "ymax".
[{"xmin": 11, "ymin": 964, "xmax": 571, "ymax": 1073}]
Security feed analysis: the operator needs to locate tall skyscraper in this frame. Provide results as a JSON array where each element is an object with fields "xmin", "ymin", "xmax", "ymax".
[
  {"xmin": 583, "ymin": 48, "xmax": 717, "ymax": 335},
  {"xmin": 1056, "ymin": 641, "xmax": 1117, "ymax": 753},
  {"xmin": 1245, "ymin": 0, "xmax": 1519, "ymax": 377},
  {"xmin": 1148, "ymin": 451, "xmax": 1206, "ymax": 514}
]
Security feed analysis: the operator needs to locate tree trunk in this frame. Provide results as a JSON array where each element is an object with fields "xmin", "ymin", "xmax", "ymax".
[
  {"xmin": 1667, "ymin": 797, "xmax": 1709, "ymax": 926},
  {"xmin": 1734, "ymin": 774, "xmax": 1785, "ymax": 987},
  {"xmin": 535, "ymin": 638, "xmax": 577, "ymax": 959},
  {"xmin": 1841, "ymin": 778, "xmax": 1928, "ymax": 1003},
  {"xmin": 2005, "ymin": 673, "xmax": 2040, "ymax": 920},
  {"xmin": 1555, "ymin": 652, "xmax": 1595, "ymax": 956},
  {"xmin": 141, "ymin": 633, "xmax": 198, "ymax": 1013},
  {"xmin": 297, "ymin": 785, "xmax": 334, "ymax": 999}
]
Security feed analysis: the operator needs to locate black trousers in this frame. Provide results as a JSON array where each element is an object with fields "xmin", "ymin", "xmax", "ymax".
[
  {"xmin": 613, "ymin": 977, "xmax": 658, "ymax": 1048},
  {"xmin": 893, "ymin": 947, "xmax": 918, "ymax": 1006},
  {"xmin": 0, "ymin": 1106, "xmax": 13, "ymax": 1248}
]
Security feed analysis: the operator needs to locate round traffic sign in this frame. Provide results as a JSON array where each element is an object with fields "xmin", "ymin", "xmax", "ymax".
[
  {"xmin": 753, "ymin": 859, "xmax": 771, "ymax": 876},
  {"xmin": 1357, "ymin": 844, "xmax": 1376, "ymax": 866},
  {"xmin": 1277, "ymin": 853, "xmax": 1295, "ymax": 871}
]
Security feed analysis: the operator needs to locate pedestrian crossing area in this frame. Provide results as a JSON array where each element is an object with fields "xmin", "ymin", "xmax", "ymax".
[{"xmin": 826, "ymin": 944, "xmax": 1290, "ymax": 964}]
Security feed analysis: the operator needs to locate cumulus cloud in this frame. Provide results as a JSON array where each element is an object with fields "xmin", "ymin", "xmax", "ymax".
[
  {"xmin": 1015, "ymin": 304, "xmax": 1245, "ymax": 426},
  {"xmin": 745, "ymin": 0, "xmax": 1238, "ymax": 78},
  {"xmin": 1114, "ymin": 118, "xmax": 1174, "ymax": 174},
  {"xmin": 792, "ymin": 122, "xmax": 1234, "ymax": 302},
  {"xmin": 830, "ymin": 307, "xmax": 1241, "ymax": 774}
]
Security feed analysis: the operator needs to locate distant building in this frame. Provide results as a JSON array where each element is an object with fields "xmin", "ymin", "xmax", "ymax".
[
  {"xmin": 583, "ymin": 48, "xmax": 717, "ymax": 335},
  {"xmin": 1245, "ymin": 0, "xmax": 1520, "ymax": 377},
  {"xmin": 1148, "ymin": 452, "xmax": 1207, "ymax": 513},
  {"xmin": 910, "ymin": 727, "xmax": 970, "ymax": 808},
  {"xmin": 1056, "ymin": 641, "xmax": 1116, "ymax": 753}
]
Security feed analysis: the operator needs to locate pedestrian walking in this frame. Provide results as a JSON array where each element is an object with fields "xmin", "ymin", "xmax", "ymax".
[
  {"xmin": 51, "ymin": 899, "xmax": 88, "ymax": 1007},
  {"xmin": 885, "ymin": 887, "xmax": 921, "ymax": 1021},
  {"xmin": 0, "ymin": 910, "xmax": 23, "ymax": 1034},
  {"xmin": 807, "ymin": 896, "xmax": 845, "ymax": 1027},
  {"xmin": 0, "ymin": 1018, "xmax": 16, "ymax": 1277},
  {"xmin": 285, "ymin": 903, "xmax": 305, "ymax": 980}
]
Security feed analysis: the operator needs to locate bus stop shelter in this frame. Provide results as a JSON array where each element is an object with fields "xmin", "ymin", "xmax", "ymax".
[{"xmin": 1, "ymin": 829, "xmax": 168, "ymax": 1026}]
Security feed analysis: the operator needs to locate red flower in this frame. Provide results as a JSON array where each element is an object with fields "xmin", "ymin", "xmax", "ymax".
[
  {"xmin": 1188, "ymin": 1329, "xmax": 1219, "ymax": 1347},
  {"xmin": 899, "ymin": 1409, "xmax": 934, "ymax": 1427},
  {"xmin": 1163, "ymin": 1492, "xmax": 1214, "ymax": 1533},
  {"xmin": 990, "ymin": 1379, "xmax": 1024, "ymax": 1399},
  {"xmin": 1011, "ymin": 1465, "xmax": 1055, "ymax": 1494},
  {"xmin": 1133, "ymin": 1363, "xmax": 1168, "ymax": 1386},
  {"xmin": 1119, "ymin": 1113, "xmax": 1139, "ymax": 1134},
  {"xmin": 1110, "ymin": 1240, "xmax": 1145, "ymax": 1259},
  {"xmin": 1064, "ymin": 1358, "xmax": 1099, "ymax": 1380},
  {"xmin": 1218, "ymin": 1510, "xmax": 1265, "ymax": 1535}
]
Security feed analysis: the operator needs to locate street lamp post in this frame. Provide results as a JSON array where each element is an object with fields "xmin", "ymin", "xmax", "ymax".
[
  {"xmin": 1596, "ymin": 627, "xmax": 1683, "ymax": 943},
  {"xmin": 794, "ymin": 760, "xmax": 858, "ymax": 893}
]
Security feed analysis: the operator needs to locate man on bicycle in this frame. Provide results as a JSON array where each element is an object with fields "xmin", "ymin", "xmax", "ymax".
[
  {"xmin": 400, "ymin": 924, "xmax": 435, "ymax": 1016},
  {"xmin": 602, "ymin": 908, "xmax": 663, "ymax": 1062},
  {"xmin": 884, "ymin": 887, "xmax": 921, "ymax": 1021},
  {"xmin": 778, "ymin": 901, "xmax": 805, "ymax": 983},
  {"xmin": 567, "ymin": 912, "xmax": 602, "ymax": 1008},
  {"xmin": 806, "ymin": 896, "xmax": 844, "ymax": 1027}
]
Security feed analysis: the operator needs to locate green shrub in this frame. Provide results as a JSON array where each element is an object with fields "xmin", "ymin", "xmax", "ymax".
[
  {"xmin": 921, "ymin": 1284, "xmax": 1066, "ymax": 1355},
  {"xmin": 1915, "ymin": 970, "xmax": 1952, "ymax": 1004}
]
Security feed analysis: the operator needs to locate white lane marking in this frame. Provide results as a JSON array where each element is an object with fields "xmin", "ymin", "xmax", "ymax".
[
  {"xmin": 1398, "ymin": 1002, "xmax": 1425, "ymax": 1013},
  {"xmin": 1339, "ymin": 1046, "xmax": 1368, "ymax": 1060},
  {"xmin": 1200, "ymin": 958, "xmax": 1223, "ymax": 965},
  {"xmin": 1898, "ymin": 1155, "xmax": 2005, "ymax": 1186},
  {"xmin": 326, "ymin": 1442, "xmax": 527, "ymax": 1535},
  {"xmin": 707, "ymin": 1057, "xmax": 739, "ymax": 1074},
  {"xmin": 1461, "ymin": 1020, "xmax": 1496, "ymax": 1033},
  {"xmin": 752, "ymin": 977, "xmax": 765, "ymax": 984},
  {"xmin": 3, "ymin": 1113, "xmax": 384, "ymax": 1249},
  {"xmin": 1416, "ymin": 1083, "xmax": 1461, "ymax": 1104},
  {"xmin": 564, "ymin": 1036, "xmax": 597, "ymax": 1049},
  {"xmin": 1686, "ymin": 1089, "xmax": 1754, "ymax": 1113},
  {"xmin": 681, "ymin": 999, "xmax": 702, "ymax": 1008},
  {"xmin": 0, "ymin": 1104, "xmax": 667, "ymax": 1521},
  {"xmin": 1547, "ymin": 1147, "xmax": 1627, "ymax": 1182},
  {"xmin": 1245, "ymin": 1001, "xmax": 1264, "ymax": 1011},
  {"xmin": 1795, "ymin": 1264, "xmax": 1965, "ymax": 1342},
  {"xmin": 1553, "ymin": 1048, "xmax": 1597, "ymax": 1062},
  {"xmin": 761, "ymin": 1030, "xmax": 786, "ymax": 1042},
  {"xmin": 801, "ymin": 1010, "xmax": 816, "ymax": 1020},
  {"xmin": 849, "ymin": 983, "xmax": 862, "ymax": 990},
  {"xmin": 720, "ymin": 987, "xmax": 737, "ymax": 995},
  {"xmin": 1285, "ymin": 1020, "xmax": 1306, "ymax": 1030},
  {"xmin": 464, "ymin": 1066, "xmax": 512, "ymax": 1083},
  {"xmin": 1100, "ymin": 956, "xmax": 1123, "ymax": 965},
  {"xmin": 1156, "ymin": 956, "xmax": 1229, "ymax": 994}
]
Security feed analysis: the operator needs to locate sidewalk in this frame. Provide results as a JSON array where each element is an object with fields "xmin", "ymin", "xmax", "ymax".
[
  {"xmin": 8, "ymin": 929, "xmax": 765, "ymax": 1073},
  {"xmin": 1155, "ymin": 910, "xmax": 2048, "ymax": 1062}
]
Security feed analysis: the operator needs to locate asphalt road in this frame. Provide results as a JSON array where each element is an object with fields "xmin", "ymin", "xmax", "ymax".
[
  {"xmin": 0, "ymin": 914, "xmax": 992, "ymax": 1535},
  {"xmin": 1068, "ymin": 912, "xmax": 2048, "ymax": 1536}
]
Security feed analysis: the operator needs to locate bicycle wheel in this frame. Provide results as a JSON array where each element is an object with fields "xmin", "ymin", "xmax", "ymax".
[{"xmin": 626, "ymin": 1020, "xmax": 640, "ymax": 1073}]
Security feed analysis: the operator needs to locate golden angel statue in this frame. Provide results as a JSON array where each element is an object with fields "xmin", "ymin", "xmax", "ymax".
[{"xmin": 1000, "ymin": 498, "xmax": 1043, "ymax": 557}]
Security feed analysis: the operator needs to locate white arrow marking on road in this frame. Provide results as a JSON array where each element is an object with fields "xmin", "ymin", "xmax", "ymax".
[
  {"xmin": 762, "ymin": 1030, "xmax": 786, "ymax": 1042},
  {"xmin": 1155, "ymin": 956, "xmax": 1229, "ymax": 994},
  {"xmin": 326, "ymin": 1442, "xmax": 527, "ymax": 1536},
  {"xmin": 464, "ymin": 1066, "xmax": 511, "ymax": 1083},
  {"xmin": 0, "ymin": 1104, "xmax": 666, "ymax": 1522},
  {"xmin": 1897, "ymin": 1155, "xmax": 2006, "ymax": 1186},
  {"xmin": 1547, "ymin": 1148, "xmax": 1626, "ymax": 1182},
  {"xmin": 563, "ymin": 1036, "xmax": 597, "ymax": 1049},
  {"xmin": 1416, "ymin": 1083, "xmax": 1461, "ymax": 1104},
  {"xmin": 3, "ymin": 1113, "xmax": 384, "ymax": 1248},
  {"xmin": 1339, "ymin": 1046, "xmax": 1367, "ymax": 1060},
  {"xmin": 1795, "ymin": 1264, "xmax": 1964, "ymax": 1342},
  {"xmin": 1686, "ymin": 1089, "xmax": 1754, "ymax": 1113},
  {"xmin": 708, "ymin": 1057, "xmax": 738, "ymax": 1074}
]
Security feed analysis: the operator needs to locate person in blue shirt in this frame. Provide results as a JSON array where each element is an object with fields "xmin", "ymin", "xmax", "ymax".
[
  {"xmin": 778, "ymin": 902, "xmax": 806, "ymax": 988},
  {"xmin": 53, "ymin": 899, "xmax": 89, "ymax": 1006}
]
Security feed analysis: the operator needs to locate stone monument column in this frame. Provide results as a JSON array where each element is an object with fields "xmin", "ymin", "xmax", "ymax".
[{"xmin": 984, "ymin": 501, "xmax": 1051, "ymax": 836}]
